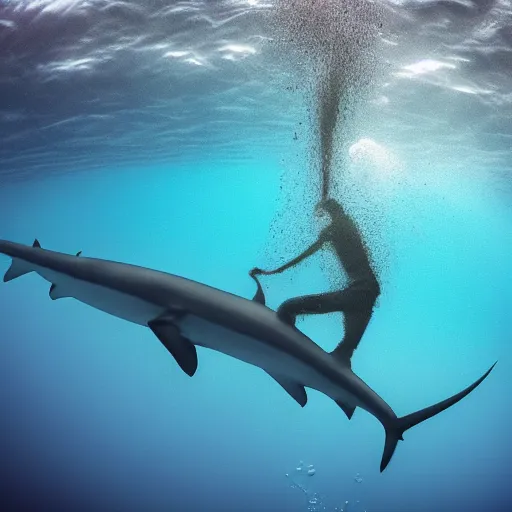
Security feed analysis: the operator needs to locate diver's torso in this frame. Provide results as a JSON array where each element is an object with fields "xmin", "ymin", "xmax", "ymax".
[{"xmin": 322, "ymin": 222, "xmax": 380, "ymax": 292}]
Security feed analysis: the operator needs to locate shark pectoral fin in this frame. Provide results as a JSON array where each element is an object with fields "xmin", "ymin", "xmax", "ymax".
[
  {"xmin": 49, "ymin": 283, "xmax": 71, "ymax": 301},
  {"xmin": 4, "ymin": 239, "xmax": 41, "ymax": 283},
  {"xmin": 4, "ymin": 258, "xmax": 32, "ymax": 282},
  {"xmin": 266, "ymin": 372, "xmax": 307, "ymax": 407},
  {"xmin": 148, "ymin": 315, "xmax": 198, "ymax": 377},
  {"xmin": 335, "ymin": 399, "xmax": 356, "ymax": 420}
]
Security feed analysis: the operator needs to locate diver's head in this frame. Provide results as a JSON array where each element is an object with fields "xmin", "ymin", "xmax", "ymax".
[{"xmin": 315, "ymin": 198, "xmax": 343, "ymax": 219}]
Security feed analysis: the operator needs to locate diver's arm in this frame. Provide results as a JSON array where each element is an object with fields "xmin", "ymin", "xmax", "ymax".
[{"xmin": 252, "ymin": 235, "xmax": 326, "ymax": 276}]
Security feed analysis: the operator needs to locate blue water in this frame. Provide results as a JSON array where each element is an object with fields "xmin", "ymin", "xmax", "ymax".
[
  {"xmin": 0, "ymin": 160, "xmax": 510, "ymax": 511},
  {"xmin": 2, "ymin": 0, "xmax": 512, "ymax": 510}
]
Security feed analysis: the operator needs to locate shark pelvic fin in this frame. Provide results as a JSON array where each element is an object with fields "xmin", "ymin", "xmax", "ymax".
[
  {"xmin": 266, "ymin": 372, "xmax": 307, "ymax": 407},
  {"xmin": 335, "ymin": 399, "xmax": 356, "ymax": 420},
  {"xmin": 3, "ymin": 239, "xmax": 42, "ymax": 282},
  {"xmin": 49, "ymin": 283, "xmax": 71, "ymax": 300},
  {"xmin": 148, "ymin": 313, "xmax": 197, "ymax": 377}
]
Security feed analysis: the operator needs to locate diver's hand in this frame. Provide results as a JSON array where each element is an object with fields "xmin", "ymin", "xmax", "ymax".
[{"xmin": 250, "ymin": 267, "xmax": 267, "ymax": 276}]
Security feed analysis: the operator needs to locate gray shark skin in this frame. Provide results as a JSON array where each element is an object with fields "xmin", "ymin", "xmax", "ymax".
[{"xmin": 0, "ymin": 239, "xmax": 496, "ymax": 471}]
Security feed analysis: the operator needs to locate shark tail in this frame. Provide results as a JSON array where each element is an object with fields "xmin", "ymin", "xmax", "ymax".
[
  {"xmin": 380, "ymin": 362, "xmax": 496, "ymax": 472},
  {"xmin": 3, "ymin": 239, "xmax": 41, "ymax": 282}
]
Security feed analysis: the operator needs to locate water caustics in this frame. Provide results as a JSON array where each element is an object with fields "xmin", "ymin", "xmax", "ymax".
[{"xmin": 0, "ymin": 0, "xmax": 511, "ymax": 191}]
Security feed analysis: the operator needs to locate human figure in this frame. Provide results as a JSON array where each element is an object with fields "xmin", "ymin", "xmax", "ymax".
[{"xmin": 250, "ymin": 198, "xmax": 380, "ymax": 366}]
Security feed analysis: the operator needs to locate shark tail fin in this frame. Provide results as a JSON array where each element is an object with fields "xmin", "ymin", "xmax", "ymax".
[
  {"xmin": 3, "ymin": 239, "xmax": 41, "ymax": 282},
  {"xmin": 380, "ymin": 362, "xmax": 496, "ymax": 472}
]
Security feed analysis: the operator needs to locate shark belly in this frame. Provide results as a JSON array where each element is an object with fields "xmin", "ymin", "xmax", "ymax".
[
  {"xmin": 27, "ymin": 261, "xmax": 364, "ymax": 411},
  {"xmin": 33, "ymin": 266, "xmax": 165, "ymax": 325},
  {"xmin": 180, "ymin": 315, "xmax": 330, "ymax": 389},
  {"xmin": 181, "ymin": 316, "xmax": 365, "ymax": 409}
]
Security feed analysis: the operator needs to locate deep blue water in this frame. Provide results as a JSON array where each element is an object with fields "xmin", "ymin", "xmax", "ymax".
[{"xmin": 1, "ymin": 1, "xmax": 512, "ymax": 511}]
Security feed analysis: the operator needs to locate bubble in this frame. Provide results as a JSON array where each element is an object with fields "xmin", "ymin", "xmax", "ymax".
[{"xmin": 286, "ymin": 460, "xmax": 366, "ymax": 511}]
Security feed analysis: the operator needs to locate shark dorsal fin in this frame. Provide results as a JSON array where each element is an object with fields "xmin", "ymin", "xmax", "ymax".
[
  {"xmin": 249, "ymin": 273, "xmax": 266, "ymax": 305},
  {"xmin": 330, "ymin": 344, "xmax": 352, "ymax": 369},
  {"xmin": 33, "ymin": 239, "xmax": 41, "ymax": 248}
]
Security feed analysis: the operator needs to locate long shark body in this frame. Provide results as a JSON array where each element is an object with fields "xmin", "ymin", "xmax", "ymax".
[{"xmin": 0, "ymin": 239, "xmax": 495, "ymax": 471}]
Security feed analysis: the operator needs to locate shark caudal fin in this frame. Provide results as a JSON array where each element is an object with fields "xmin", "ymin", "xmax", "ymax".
[
  {"xmin": 380, "ymin": 362, "xmax": 496, "ymax": 472},
  {"xmin": 3, "ymin": 239, "xmax": 41, "ymax": 282}
]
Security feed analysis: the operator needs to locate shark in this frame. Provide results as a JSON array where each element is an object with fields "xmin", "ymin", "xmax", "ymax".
[{"xmin": 0, "ymin": 238, "xmax": 496, "ymax": 471}]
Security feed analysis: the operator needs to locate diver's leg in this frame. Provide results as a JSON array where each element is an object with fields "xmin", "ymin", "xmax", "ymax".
[
  {"xmin": 331, "ymin": 288, "xmax": 379, "ymax": 365},
  {"xmin": 278, "ymin": 286, "xmax": 378, "ymax": 364},
  {"xmin": 332, "ymin": 309, "xmax": 373, "ymax": 363},
  {"xmin": 276, "ymin": 290, "xmax": 351, "ymax": 326}
]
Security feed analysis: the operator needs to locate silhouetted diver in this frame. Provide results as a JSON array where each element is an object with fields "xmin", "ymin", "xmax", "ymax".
[{"xmin": 251, "ymin": 198, "xmax": 380, "ymax": 366}]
